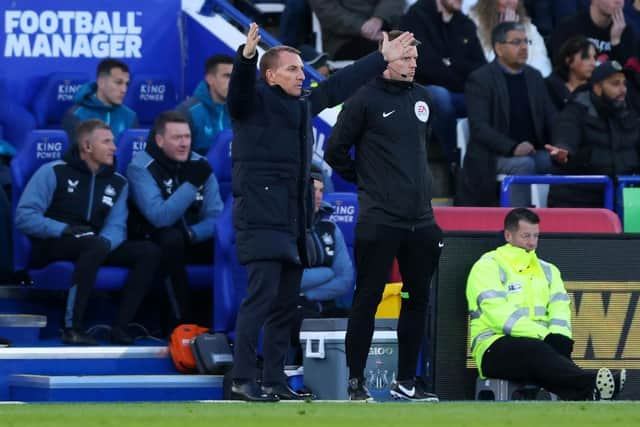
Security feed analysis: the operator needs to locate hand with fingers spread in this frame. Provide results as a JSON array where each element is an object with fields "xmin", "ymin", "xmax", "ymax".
[
  {"xmin": 544, "ymin": 144, "xmax": 569, "ymax": 164},
  {"xmin": 500, "ymin": 7, "xmax": 519, "ymax": 23},
  {"xmin": 610, "ymin": 7, "xmax": 626, "ymax": 46},
  {"xmin": 380, "ymin": 31, "xmax": 415, "ymax": 63},
  {"xmin": 242, "ymin": 22, "xmax": 261, "ymax": 59}
]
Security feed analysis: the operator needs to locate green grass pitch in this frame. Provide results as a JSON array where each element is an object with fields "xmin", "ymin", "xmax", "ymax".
[{"xmin": 1, "ymin": 402, "xmax": 639, "ymax": 427}]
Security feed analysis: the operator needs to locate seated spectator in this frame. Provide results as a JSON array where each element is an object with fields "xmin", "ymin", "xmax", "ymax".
[
  {"xmin": 554, "ymin": 0, "xmax": 591, "ymax": 23},
  {"xmin": 309, "ymin": 0, "xmax": 404, "ymax": 60},
  {"xmin": 402, "ymin": 0, "xmax": 486, "ymax": 167},
  {"xmin": 456, "ymin": 22, "xmax": 556, "ymax": 207},
  {"xmin": 469, "ymin": 0, "xmax": 552, "ymax": 76},
  {"xmin": 551, "ymin": 0, "xmax": 635, "ymax": 65},
  {"xmin": 127, "ymin": 111, "xmax": 223, "ymax": 326},
  {"xmin": 62, "ymin": 59, "xmax": 138, "ymax": 143},
  {"xmin": 546, "ymin": 36, "xmax": 597, "ymax": 110},
  {"xmin": 467, "ymin": 207, "xmax": 626, "ymax": 400},
  {"xmin": 279, "ymin": 0, "xmax": 313, "ymax": 48},
  {"xmin": 177, "ymin": 54, "xmax": 233, "ymax": 155},
  {"xmin": 15, "ymin": 119, "xmax": 160, "ymax": 345},
  {"xmin": 624, "ymin": 0, "xmax": 640, "ymax": 38},
  {"xmin": 547, "ymin": 61, "xmax": 640, "ymax": 207},
  {"xmin": 288, "ymin": 165, "xmax": 354, "ymax": 364}
]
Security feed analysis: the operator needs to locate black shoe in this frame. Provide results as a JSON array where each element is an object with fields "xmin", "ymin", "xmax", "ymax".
[
  {"xmin": 61, "ymin": 328, "xmax": 98, "ymax": 346},
  {"xmin": 230, "ymin": 381, "xmax": 279, "ymax": 402},
  {"xmin": 0, "ymin": 337, "xmax": 10, "ymax": 347},
  {"xmin": 110, "ymin": 327, "xmax": 135, "ymax": 345},
  {"xmin": 348, "ymin": 377, "xmax": 373, "ymax": 401},
  {"xmin": 390, "ymin": 378, "xmax": 439, "ymax": 402},
  {"xmin": 262, "ymin": 383, "xmax": 315, "ymax": 400}
]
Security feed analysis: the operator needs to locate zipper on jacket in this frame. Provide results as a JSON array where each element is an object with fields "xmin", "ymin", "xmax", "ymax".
[{"xmin": 86, "ymin": 173, "xmax": 96, "ymax": 222}]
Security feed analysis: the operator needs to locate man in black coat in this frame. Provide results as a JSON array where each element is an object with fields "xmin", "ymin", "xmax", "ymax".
[
  {"xmin": 402, "ymin": 0, "xmax": 486, "ymax": 166},
  {"xmin": 227, "ymin": 23, "xmax": 415, "ymax": 401},
  {"xmin": 456, "ymin": 22, "xmax": 556, "ymax": 207},
  {"xmin": 548, "ymin": 61, "xmax": 640, "ymax": 207}
]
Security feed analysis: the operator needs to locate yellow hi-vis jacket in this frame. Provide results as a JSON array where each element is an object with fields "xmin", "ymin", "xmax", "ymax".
[{"xmin": 466, "ymin": 243, "xmax": 572, "ymax": 377}]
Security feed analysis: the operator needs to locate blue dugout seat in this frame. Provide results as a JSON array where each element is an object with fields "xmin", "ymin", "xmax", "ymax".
[
  {"xmin": 29, "ymin": 72, "xmax": 89, "ymax": 129},
  {"xmin": 124, "ymin": 74, "xmax": 177, "ymax": 128},
  {"xmin": 114, "ymin": 129, "xmax": 149, "ymax": 175}
]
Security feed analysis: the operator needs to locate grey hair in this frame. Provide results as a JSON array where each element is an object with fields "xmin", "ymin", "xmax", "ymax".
[{"xmin": 491, "ymin": 22, "xmax": 526, "ymax": 50}]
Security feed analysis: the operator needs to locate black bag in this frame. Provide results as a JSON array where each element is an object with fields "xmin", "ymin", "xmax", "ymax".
[{"xmin": 191, "ymin": 332, "xmax": 234, "ymax": 374}]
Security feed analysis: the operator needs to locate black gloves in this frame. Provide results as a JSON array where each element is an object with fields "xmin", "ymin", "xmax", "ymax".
[
  {"xmin": 181, "ymin": 159, "xmax": 212, "ymax": 188},
  {"xmin": 544, "ymin": 333, "xmax": 574, "ymax": 358},
  {"xmin": 62, "ymin": 225, "xmax": 95, "ymax": 238}
]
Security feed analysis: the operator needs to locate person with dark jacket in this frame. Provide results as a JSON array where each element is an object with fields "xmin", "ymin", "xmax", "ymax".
[
  {"xmin": 402, "ymin": 0, "xmax": 486, "ymax": 166},
  {"xmin": 456, "ymin": 22, "xmax": 556, "ymax": 207},
  {"xmin": 177, "ymin": 54, "xmax": 233, "ymax": 155},
  {"xmin": 325, "ymin": 32, "xmax": 442, "ymax": 402},
  {"xmin": 15, "ymin": 119, "xmax": 160, "ymax": 345},
  {"xmin": 127, "ymin": 111, "xmax": 223, "ymax": 326},
  {"xmin": 546, "ymin": 36, "xmax": 597, "ymax": 111},
  {"xmin": 551, "ymin": 0, "xmax": 636, "ymax": 66},
  {"xmin": 548, "ymin": 61, "xmax": 640, "ymax": 207},
  {"xmin": 62, "ymin": 58, "xmax": 138, "ymax": 143},
  {"xmin": 227, "ymin": 23, "xmax": 416, "ymax": 402}
]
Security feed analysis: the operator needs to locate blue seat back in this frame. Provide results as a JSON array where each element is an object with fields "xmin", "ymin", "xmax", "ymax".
[
  {"xmin": 30, "ymin": 72, "xmax": 90, "ymax": 128},
  {"xmin": 124, "ymin": 74, "xmax": 177, "ymax": 127},
  {"xmin": 11, "ymin": 130, "xmax": 69, "ymax": 271},
  {"xmin": 206, "ymin": 129, "xmax": 233, "ymax": 201},
  {"xmin": 115, "ymin": 129, "xmax": 149, "ymax": 175},
  {"xmin": 214, "ymin": 195, "xmax": 247, "ymax": 333}
]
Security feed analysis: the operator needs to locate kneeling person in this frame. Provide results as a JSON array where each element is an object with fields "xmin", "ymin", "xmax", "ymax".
[
  {"xmin": 127, "ymin": 111, "xmax": 223, "ymax": 325},
  {"xmin": 16, "ymin": 119, "xmax": 160, "ymax": 345}
]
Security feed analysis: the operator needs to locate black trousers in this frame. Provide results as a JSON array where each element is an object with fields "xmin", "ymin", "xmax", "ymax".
[
  {"xmin": 346, "ymin": 223, "xmax": 442, "ymax": 381},
  {"xmin": 31, "ymin": 235, "xmax": 161, "ymax": 329},
  {"xmin": 482, "ymin": 336, "xmax": 596, "ymax": 400},
  {"xmin": 232, "ymin": 260, "xmax": 302, "ymax": 386},
  {"xmin": 149, "ymin": 227, "xmax": 213, "ymax": 324}
]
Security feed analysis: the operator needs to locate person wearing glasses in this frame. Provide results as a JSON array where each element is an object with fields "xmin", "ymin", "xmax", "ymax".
[
  {"xmin": 455, "ymin": 22, "xmax": 556, "ymax": 207},
  {"xmin": 468, "ymin": 0, "xmax": 551, "ymax": 77}
]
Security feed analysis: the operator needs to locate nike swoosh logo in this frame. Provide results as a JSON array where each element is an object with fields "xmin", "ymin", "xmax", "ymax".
[
  {"xmin": 398, "ymin": 384, "xmax": 416, "ymax": 397},
  {"xmin": 382, "ymin": 110, "xmax": 395, "ymax": 118},
  {"xmin": 438, "ymin": 242, "xmax": 445, "ymax": 248}
]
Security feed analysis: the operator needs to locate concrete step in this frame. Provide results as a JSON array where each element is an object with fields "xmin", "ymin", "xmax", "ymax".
[
  {"xmin": 0, "ymin": 314, "xmax": 46, "ymax": 345},
  {"xmin": 9, "ymin": 374, "xmax": 223, "ymax": 402}
]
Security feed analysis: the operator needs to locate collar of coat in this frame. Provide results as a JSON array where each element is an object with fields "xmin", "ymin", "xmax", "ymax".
[{"xmin": 372, "ymin": 76, "xmax": 415, "ymax": 93}]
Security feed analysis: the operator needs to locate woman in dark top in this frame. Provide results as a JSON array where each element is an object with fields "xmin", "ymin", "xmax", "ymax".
[{"xmin": 546, "ymin": 35, "xmax": 596, "ymax": 111}]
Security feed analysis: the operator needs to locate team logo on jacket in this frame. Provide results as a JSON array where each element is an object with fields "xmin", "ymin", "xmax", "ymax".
[
  {"xmin": 414, "ymin": 101, "xmax": 429, "ymax": 123},
  {"xmin": 163, "ymin": 179, "xmax": 173, "ymax": 194},
  {"xmin": 322, "ymin": 232, "xmax": 334, "ymax": 256},
  {"xmin": 104, "ymin": 185, "xmax": 116, "ymax": 197},
  {"xmin": 507, "ymin": 282, "xmax": 522, "ymax": 293},
  {"xmin": 67, "ymin": 179, "xmax": 79, "ymax": 193}
]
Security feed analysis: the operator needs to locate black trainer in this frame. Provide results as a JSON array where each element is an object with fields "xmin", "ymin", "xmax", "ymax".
[
  {"xmin": 390, "ymin": 378, "xmax": 439, "ymax": 402},
  {"xmin": 262, "ymin": 383, "xmax": 315, "ymax": 400},
  {"xmin": 348, "ymin": 377, "xmax": 373, "ymax": 401},
  {"xmin": 595, "ymin": 367, "xmax": 626, "ymax": 400},
  {"xmin": 61, "ymin": 328, "xmax": 98, "ymax": 346}
]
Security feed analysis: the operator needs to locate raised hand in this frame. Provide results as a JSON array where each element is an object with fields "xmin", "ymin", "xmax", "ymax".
[
  {"xmin": 380, "ymin": 31, "xmax": 415, "ymax": 63},
  {"xmin": 242, "ymin": 22, "xmax": 261, "ymax": 59},
  {"xmin": 360, "ymin": 17, "xmax": 383, "ymax": 41},
  {"xmin": 610, "ymin": 7, "xmax": 626, "ymax": 46}
]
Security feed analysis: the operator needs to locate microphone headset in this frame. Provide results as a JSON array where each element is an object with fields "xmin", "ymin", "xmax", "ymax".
[{"xmin": 387, "ymin": 64, "xmax": 407, "ymax": 78}]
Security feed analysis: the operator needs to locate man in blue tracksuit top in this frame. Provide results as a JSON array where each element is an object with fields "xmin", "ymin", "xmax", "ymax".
[
  {"xmin": 15, "ymin": 119, "xmax": 160, "ymax": 346},
  {"xmin": 127, "ymin": 110, "xmax": 223, "ymax": 327},
  {"xmin": 227, "ymin": 22, "xmax": 416, "ymax": 402},
  {"xmin": 177, "ymin": 54, "xmax": 233, "ymax": 155},
  {"xmin": 62, "ymin": 58, "xmax": 138, "ymax": 143}
]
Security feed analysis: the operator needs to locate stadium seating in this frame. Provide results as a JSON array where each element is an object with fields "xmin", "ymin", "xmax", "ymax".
[
  {"xmin": 124, "ymin": 74, "xmax": 177, "ymax": 128},
  {"xmin": 114, "ymin": 129, "xmax": 149, "ymax": 175},
  {"xmin": 0, "ymin": 78, "xmax": 36, "ymax": 154},
  {"xmin": 206, "ymin": 129, "xmax": 233, "ymax": 201},
  {"xmin": 29, "ymin": 72, "xmax": 90, "ymax": 129},
  {"xmin": 322, "ymin": 191, "xmax": 358, "ymax": 307},
  {"xmin": 10, "ymin": 130, "xmax": 129, "ymax": 290}
]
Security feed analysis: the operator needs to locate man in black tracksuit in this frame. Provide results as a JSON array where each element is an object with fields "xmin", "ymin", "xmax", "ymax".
[
  {"xmin": 227, "ymin": 23, "xmax": 416, "ymax": 402},
  {"xmin": 15, "ymin": 119, "xmax": 160, "ymax": 345},
  {"xmin": 325, "ymin": 32, "xmax": 442, "ymax": 402}
]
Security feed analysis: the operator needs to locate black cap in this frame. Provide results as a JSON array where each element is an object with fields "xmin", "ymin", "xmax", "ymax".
[
  {"xmin": 299, "ymin": 44, "xmax": 329, "ymax": 70},
  {"xmin": 591, "ymin": 60, "xmax": 625, "ymax": 84},
  {"xmin": 310, "ymin": 164, "xmax": 324, "ymax": 182}
]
